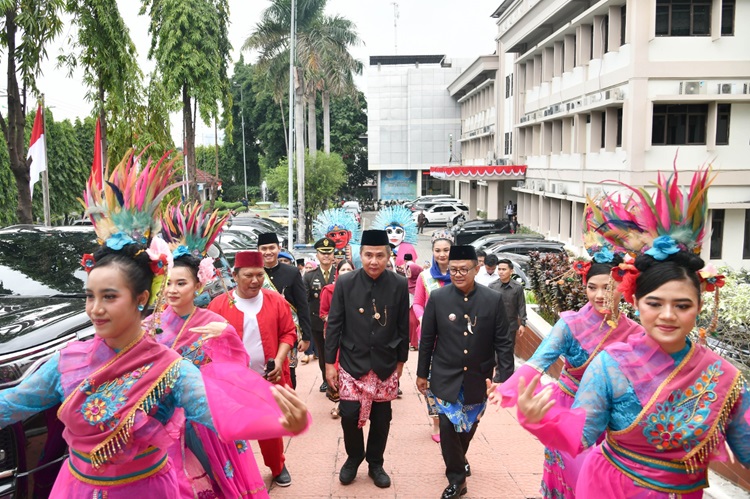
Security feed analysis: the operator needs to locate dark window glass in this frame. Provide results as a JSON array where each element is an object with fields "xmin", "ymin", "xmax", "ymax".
[
  {"xmin": 616, "ymin": 108, "xmax": 623, "ymax": 147},
  {"xmin": 710, "ymin": 209, "xmax": 724, "ymax": 259},
  {"xmin": 655, "ymin": 0, "xmax": 711, "ymax": 36},
  {"xmin": 600, "ymin": 111, "xmax": 606, "ymax": 149},
  {"xmin": 721, "ymin": 0, "xmax": 735, "ymax": 36},
  {"xmin": 655, "ymin": 5, "xmax": 670, "ymax": 35},
  {"xmin": 716, "ymin": 104, "xmax": 731, "ymax": 145},
  {"xmin": 603, "ymin": 15, "xmax": 609, "ymax": 53},
  {"xmin": 652, "ymin": 104, "xmax": 708, "ymax": 145},
  {"xmin": 744, "ymin": 209, "xmax": 750, "ymax": 259},
  {"xmin": 620, "ymin": 5, "xmax": 627, "ymax": 45}
]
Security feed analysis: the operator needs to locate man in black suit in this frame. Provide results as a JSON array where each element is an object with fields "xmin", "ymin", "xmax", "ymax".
[
  {"xmin": 304, "ymin": 237, "xmax": 336, "ymax": 392},
  {"xmin": 325, "ymin": 230, "xmax": 409, "ymax": 489},
  {"xmin": 417, "ymin": 245, "xmax": 513, "ymax": 499}
]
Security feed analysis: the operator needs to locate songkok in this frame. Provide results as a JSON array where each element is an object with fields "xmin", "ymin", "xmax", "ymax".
[
  {"xmin": 314, "ymin": 237, "xmax": 335, "ymax": 253},
  {"xmin": 404, "ymin": 253, "xmax": 413, "ymax": 261},
  {"xmin": 449, "ymin": 245, "xmax": 478, "ymax": 261},
  {"xmin": 296, "ymin": 258, "xmax": 305, "ymax": 266},
  {"xmin": 257, "ymin": 233, "xmax": 279, "ymax": 246},
  {"xmin": 361, "ymin": 230, "xmax": 389, "ymax": 246},
  {"xmin": 235, "ymin": 251, "xmax": 264, "ymax": 269}
]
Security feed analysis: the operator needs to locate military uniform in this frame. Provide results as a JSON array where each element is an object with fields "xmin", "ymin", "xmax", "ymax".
[{"xmin": 304, "ymin": 238, "xmax": 336, "ymax": 387}]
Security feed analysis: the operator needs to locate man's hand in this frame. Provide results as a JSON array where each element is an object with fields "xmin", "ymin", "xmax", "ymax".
[
  {"xmin": 325, "ymin": 363, "xmax": 339, "ymax": 389},
  {"xmin": 298, "ymin": 340, "xmax": 310, "ymax": 352},
  {"xmin": 396, "ymin": 362, "xmax": 404, "ymax": 380},
  {"xmin": 416, "ymin": 376, "xmax": 428, "ymax": 395},
  {"xmin": 517, "ymin": 325, "xmax": 526, "ymax": 338},
  {"xmin": 267, "ymin": 358, "xmax": 283, "ymax": 384}
]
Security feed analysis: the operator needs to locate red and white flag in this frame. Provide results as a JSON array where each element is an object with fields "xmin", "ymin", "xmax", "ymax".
[
  {"xmin": 91, "ymin": 117, "xmax": 103, "ymax": 190},
  {"xmin": 27, "ymin": 104, "xmax": 47, "ymax": 198}
]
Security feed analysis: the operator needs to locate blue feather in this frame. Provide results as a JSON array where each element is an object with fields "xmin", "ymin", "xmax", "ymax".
[{"xmin": 105, "ymin": 181, "xmax": 125, "ymax": 207}]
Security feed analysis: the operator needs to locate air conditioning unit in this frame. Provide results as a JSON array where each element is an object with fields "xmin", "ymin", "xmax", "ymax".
[
  {"xmin": 537, "ymin": 181, "xmax": 545, "ymax": 192},
  {"xmin": 516, "ymin": 180, "xmax": 525, "ymax": 188},
  {"xmin": 550, "ymin": 183, "xmax": 557, "ymax": 194},
  {"xmin": 612, "ymin": 89, "xmax": 625, "ymax": 100},
  {"xmin": 554, "ymin": 182, "xmax": 567, "ymax": 195},
  {"xmin": 718, "ymin": 83, "xmax": 733, "ymax": 95},
  {"xmin": 585, "ymin": 186, "xmax": 602, "ymax": 199},
  {"xmin": 552, "ymin": 104, "xmax": 561, "ymax": 114},
  {"xmin": 744, "ymin": 83, "xmax": 750, "ymax": 94},
  {"xmin": 679, "ymin": 81, "xmax": 705, "ymax": 95}
]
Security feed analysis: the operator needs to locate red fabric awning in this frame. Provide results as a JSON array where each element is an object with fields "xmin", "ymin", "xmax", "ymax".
[{"xmin": 429, "ymin": 165, "xmax": 526, "ymax": 180}]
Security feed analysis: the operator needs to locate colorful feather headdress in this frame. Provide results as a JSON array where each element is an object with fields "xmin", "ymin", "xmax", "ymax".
[
  {"xmin": 161, "ymin": 202, "xmax": 229, "ymax": 258},
  {"xmin": 82, "ymin": 149, "xmax": 183, "ymax": 249},
  {"xmin": 371, "ymin": 206, "xmax": 418, "ymax": 245},
  {"xmin": 312, "ymin": 208, "xmax": 361, "ymax": 243}
]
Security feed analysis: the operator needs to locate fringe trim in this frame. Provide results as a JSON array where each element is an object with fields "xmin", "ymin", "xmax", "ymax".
[{"xmin": 88, "ymin": 359, "xmax": 182, "ymax": 469}]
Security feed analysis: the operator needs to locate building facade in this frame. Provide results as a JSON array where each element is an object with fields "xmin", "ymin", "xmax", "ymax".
[
  {"xmin": 492, "ymin": 0, "xmax": 750, "ymax": 268},
  {"xmin": 367, "ymin": 55, "xmax": 464, "ymax": 200}
]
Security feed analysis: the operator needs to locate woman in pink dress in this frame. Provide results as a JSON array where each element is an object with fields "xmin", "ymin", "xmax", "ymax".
[{"xmin": 412, "ymin": 230, "xmax": 453, "ymax": 442}]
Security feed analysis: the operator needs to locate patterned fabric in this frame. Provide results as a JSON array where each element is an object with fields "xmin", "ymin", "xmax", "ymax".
[
  {"xmin": 178, "ymin": 340, "xmax": 210, "ymax": 368},
  {"xmin": 80, "ymin": 363, "xmax": 154, "ymax": 429},
  {"xmin": 433, "ymin": 386, "xmax": 486, "ymax": 433},
  {"xmin": 338, "ymin": 368, "xmax": 399, "ymax": 428}
]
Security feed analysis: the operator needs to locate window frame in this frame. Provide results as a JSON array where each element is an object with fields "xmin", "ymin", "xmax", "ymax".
[
  {"xmin": 651, "ymin": 104, "xmax": 709, "ymax": 146},
  {"xmin": 655, "ymin": 0, "xmax": 712, "ymax": 37}
]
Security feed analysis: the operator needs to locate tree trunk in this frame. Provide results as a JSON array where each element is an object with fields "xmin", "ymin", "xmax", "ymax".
[
  {"xmin": 182, "ymin": 84, "xmax": 198, "ymax": 201},
  {"xmin": 307, "ymin": 91, "xmax": 316, "ymax": 158},
  {"xmin": 294, "ymin": 68, "xmax": 306, "ymax": 243},
  {"xmin": 4, "ymin": 10, "xmax": 32, "ymax": 224},
  {"xmin": 210, "ymin": 117, "xmax": 218, "ymax": 210},
  {"xmin": 322, "ymin": 90, "xmax": 330, "ymax": 154},
  {"xmin": 98, "ymin": 81, "xmax": 108, "ymax": 170}
]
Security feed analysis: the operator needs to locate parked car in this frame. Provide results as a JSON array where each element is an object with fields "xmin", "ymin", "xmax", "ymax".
[
  {"xmin": 0, "ymin": 226, "xmax": 97, "ymax": 498},
  {"xmin": 470, "ymin": 233, "xmax": 545, "ymax": 253},
  {"xmin": 215, "ymin": 229, "xmax": 258, "ymax": 266},
  {"xmin": 451, "ymin": 219, "xmax": 513, "ymax": 245},
  {"xmin": 413, "ymin": 204, "xmax": 468, "ymax": 226},
  {"xmin": 485, "ymin": 240, "xmax": 566, "ymax": 259}
]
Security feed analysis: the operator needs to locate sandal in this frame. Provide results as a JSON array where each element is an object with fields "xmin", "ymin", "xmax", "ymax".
[
  {"xmin": 330, "ymin": 405, "xmax": 340, "ymax": 419},
  {"xmin": 299, "ymin": 354, "xmax": 309, "ymax": 364}
]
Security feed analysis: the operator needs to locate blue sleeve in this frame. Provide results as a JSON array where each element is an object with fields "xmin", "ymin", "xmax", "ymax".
[
  {"xmin": 0, "ymin": 353, "xmax": 64, "ymax": 428},
  {"xmin": 172, "ymin": 360, "xmax": 215, "ymax": 432},
  {"xmin": 527, "ymin": 319, "xmax": 573, "ymax": 372},
  {"xmin": 725, "ymin": 381, "xmax": 750, "ymax": 465}
]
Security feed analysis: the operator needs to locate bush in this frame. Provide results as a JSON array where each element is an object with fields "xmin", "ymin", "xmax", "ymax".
[{"xmin": 527, "ymin": 252, "xmax": 588, "ymax": 325}]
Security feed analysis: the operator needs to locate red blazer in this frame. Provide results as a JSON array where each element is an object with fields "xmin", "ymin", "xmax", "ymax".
[{"xmin": 208, "ymin": 288, "xmax": 297, "ymax": 386}]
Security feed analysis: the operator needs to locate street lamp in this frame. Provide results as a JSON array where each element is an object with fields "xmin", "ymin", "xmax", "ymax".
[{"xmin": 235, "ymin": 83, "xmax": 248, "ymax": 200}]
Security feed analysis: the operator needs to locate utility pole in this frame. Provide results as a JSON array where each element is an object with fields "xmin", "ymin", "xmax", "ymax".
[
  {"xmin": 40, "ymin": 94, "xmax": 50, "ymax": 226},
  {"xmin": 288, "ymin": 0, "xmax": 296, "ymax": 246},
  {"xmin": 392, "ymin": 2, "xmax": 399, "ymax": 54},
  {"xmin": 238, "ymin": 84, "xmax": 248, "ymax": 200}
]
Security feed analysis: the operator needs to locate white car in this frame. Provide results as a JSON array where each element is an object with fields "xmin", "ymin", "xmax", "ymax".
[{"xmin": 414, "ymin": 203, "xmax": 468, "ymax": 226}]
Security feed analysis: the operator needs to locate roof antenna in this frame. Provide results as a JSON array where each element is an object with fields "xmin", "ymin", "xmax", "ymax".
[{"xmin": 391, "ymin": 2, "xmax": 399, "ymax": 54}]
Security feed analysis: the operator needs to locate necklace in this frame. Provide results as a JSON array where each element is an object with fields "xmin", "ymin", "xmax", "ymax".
[
  {"xmin": 372, "ymin": 299, "xmax": 388, "ymax": 327},
  {"xmin": 170, "ymin": 308, "xmax": 197, "ymax": 349},
  {"xmin": 465, "ymin": 314, "xmax": 477, "ymax": 334}
]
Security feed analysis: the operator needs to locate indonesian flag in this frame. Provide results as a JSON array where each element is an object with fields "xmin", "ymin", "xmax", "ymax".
[
  {"xmin": 91, "ymin": 117, "xmax": 103, "ymax": 190},
  {"xmin": 27, "ymin": 104, "xmax": 47, "ymax": 198}
]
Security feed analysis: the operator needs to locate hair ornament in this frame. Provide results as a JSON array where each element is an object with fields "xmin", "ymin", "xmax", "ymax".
[
  {"xmin": 592, "ymin": 247, "xmax": 615, "ymax": 264},
  {"xmin": 609, "ymin": 256, "xmax": 639, "ymax": 306},
  {"xmin": 161, "ymin": 202, "xmax": 229, "ymax": 257},
  {"xmin": 430, "ymin": 229, "xmax": 454, "ymax": 244},
  {"xmin": 197, "ymin": 258, "xmax": 216, "ymax": 286},
  {"xmin": 697, "ymin": 264, "xmax": 726, "ymax": 345},
  {"xmin": 80, "ymin": 253, "xmax": 96, "ymax": 273}
]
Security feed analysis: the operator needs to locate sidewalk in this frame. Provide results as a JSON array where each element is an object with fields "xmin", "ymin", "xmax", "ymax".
[{"xmin": 258, "ymin": 351, "xmax": 545, "ymax": 498}]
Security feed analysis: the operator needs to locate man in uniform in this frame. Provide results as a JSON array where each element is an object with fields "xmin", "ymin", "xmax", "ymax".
[
  {"xmin": 208, "ymin": 251, "xmax": 298, "ymax": 487},
  {"xmin": 417, "ymin": 245, "xmax": 513, "ymax": 499},
  {"xmin": 325, "ymin": 230, "xmax": 409, "ymax": 489},
  {"xmin": 304, "ymin": 237, "xmax": 337, "ymax": 392},
  {"xmin": 257, "ymin": 233, "xmax": 312, "ymax": 388},
  {"xmin": 488, "ymin": 258, "xmax": 527, "ymax": 381}
]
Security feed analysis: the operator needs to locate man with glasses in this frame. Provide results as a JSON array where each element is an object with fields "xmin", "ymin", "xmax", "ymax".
[{"xmin": 416, "ymin": 246, "xmax": 513, "ymax": 499}]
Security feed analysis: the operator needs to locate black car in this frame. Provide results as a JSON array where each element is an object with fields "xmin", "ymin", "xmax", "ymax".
[
  {"xmin": 0, "ymin": 226, "xmax": 97, "ymax": 498},
  {"xmin": 451, "ymin": 219, "xmax": 512, "ymax": 245},
  {"xmin": 470, "ymin": 233, "xmax": 545, "ymax": 253},
  {"xmin": 485, "ymin": 240, "xmax": 566, "ymax": 260}
]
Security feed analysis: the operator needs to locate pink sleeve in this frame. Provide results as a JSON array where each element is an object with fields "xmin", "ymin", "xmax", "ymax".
[
  {"xmin": 413, "ymin": 273, "xmax": 427, "ymax": 319},
  {"xmin": 517, "ymin": 404, "xmax": 587, "ymax": 456},
  {"xmin": 202, "ymin": 361, "xmax": 312, "ymax": 441},
  {"xmin": 496, "ymin": 364, "xmax": 543, "ymax": 408}
]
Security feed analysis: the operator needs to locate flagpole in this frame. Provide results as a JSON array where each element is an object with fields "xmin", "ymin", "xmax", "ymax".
[{"xmin": 40, "ymin": 95, "xmax": 51, "ymax": 226}]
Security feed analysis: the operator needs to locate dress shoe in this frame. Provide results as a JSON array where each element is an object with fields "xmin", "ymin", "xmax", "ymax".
[
  {"xmin": 368, "ymin": 466, "xmax": 391, "ymax": 488},
  {"xmin": 272, "ymin": 465, "xmax": 292, "ymax": 487},
  {"xmin": 441, "ymin": 482, "xmax": 467, "ymax": 499},
  {"xmin": 339, "ymin": 458, "xmax": 361, "ymax": 485},
  {"xmin": 465, "ymin": 461, "xmax": 471, "ymax": 477},
  {"xmin": 319, "ymin": 381, "xmax": 329, "ymax": 392}
]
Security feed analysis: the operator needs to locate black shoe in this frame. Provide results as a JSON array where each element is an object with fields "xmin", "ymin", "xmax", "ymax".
[
  {"xmin": 339, "ymin": 458, "xmax": 360, "ymax": 485},
  {"xmin": 441, "ymin": 482, "xmax": 467, "ymax": 499},
  {"xmin": 397, "ymin": 388, "xmax": 403, "ymax": 398},
  {"xmin": 465, "ymin": 461, "xmax": 471, "ymax": 477},
  {"xmin": 368, "ymin": 466, "xmax": 391, "ymax": 488},
  {"xmin": 273, "ymin": 465, "xmax": 292, "ymax": 487},
  {"xmin": 319, "ymin": 381, "xmax": 328, "ymax": 392}
]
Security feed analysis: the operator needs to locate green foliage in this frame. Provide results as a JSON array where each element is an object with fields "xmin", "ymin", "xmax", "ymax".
[
  {"xmin": 329, "ymin": 90, "xmax": 371, "ymax": 191},
  {"xmin": 527, "ymin": 251, "xmax": 587, "ymax": 325},
  {"xmin": 266, "ymin": 151, "xmax": 346, "ymax": 220},
  {"xmin": 0, "ymin": 140, "xmax": 18, "ymax": 226}
]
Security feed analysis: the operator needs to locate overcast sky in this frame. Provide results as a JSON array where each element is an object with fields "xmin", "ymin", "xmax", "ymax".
[{"xmin": 20, "ymin": 0, "xmax": 501, "ymax": 146}]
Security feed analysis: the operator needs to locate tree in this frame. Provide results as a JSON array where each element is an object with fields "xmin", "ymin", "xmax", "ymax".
[
  {"xmin": 60, "ymin": 0, "xmax": 142, "ymax": 165},
  {"xmin": 140, "ymin": 0, "xmax": 231, "ymax": 201},
  {"xmin": 266, "ymin": 151, "xmax": 347, "ymax": 241},
  {"xmin": 0, "ymin": 0, "xmax": 66, "ymax": 223},
  {"xmin": 0, "ymin": 137, "xmax": 18, "ymax": 225},
  {"xmin": 329, "ymin": 90, "xmax": 371, "ymax": 192}
]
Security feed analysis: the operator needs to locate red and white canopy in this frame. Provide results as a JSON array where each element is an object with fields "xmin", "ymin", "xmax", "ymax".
[{"xmin": 429, "ymin": 165, "xmax": 526, "ymax": 180}]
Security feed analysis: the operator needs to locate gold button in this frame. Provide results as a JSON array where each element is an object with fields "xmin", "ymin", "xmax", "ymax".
[
  {"xmin": 463, "ymin": 297, "xmax": 468, "ymax": 302},
  {"xmin": 358, "ymin": 308, "xmax": 364, "ymax": 313},
  {"xmin": 464, "ymin": 332, "xmax": 468, "ymax": 336},
  {"xmin": 463, "ymin": 314, "xmax": 469, "ymax": 319},
  {"xmin": 463, "ymin": 366, "xmax": 468, "ymax": 371},
  {"xmin": 463, "ymin": 349, "xmax": 468, "ymax": 354}
]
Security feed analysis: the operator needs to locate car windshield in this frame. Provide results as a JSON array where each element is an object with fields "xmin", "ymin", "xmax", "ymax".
[{"xmin": 0, "ymin": 230, "xmax": 98, "ymax": 296}]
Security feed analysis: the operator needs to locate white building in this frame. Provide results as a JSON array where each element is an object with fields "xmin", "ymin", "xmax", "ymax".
[
  {"xmin": 490, "ymin": 0, "xmax": 750, "ymax": 268},
  {"xmin": 367, "ymin": 55, "xmax": 464, "ymax": 200}
]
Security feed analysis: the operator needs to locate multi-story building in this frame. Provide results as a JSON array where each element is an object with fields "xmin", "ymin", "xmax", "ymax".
[
  {"xmin": 492, "ymin": 0, "xmax": 749, "ymax": 268},
  {"xmin": 367, "ymin": 55, "xmax": 464, "ymax": 200}
]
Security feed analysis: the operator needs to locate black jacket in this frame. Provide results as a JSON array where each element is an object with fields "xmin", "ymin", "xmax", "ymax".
[
  {"xmin": 303, "ymin": 265, "xmax": 335, "ymax": 331},
  {"xmin": 265, "ymin": 263, "xmax": 312, "ymax": 342},
  {"xmin": 417, "ymin": 283, "xmax": 513, "ymax": 405},
  {"xmin": 325, "ymin": 268, "xmax": 409, "ymax": 380}
]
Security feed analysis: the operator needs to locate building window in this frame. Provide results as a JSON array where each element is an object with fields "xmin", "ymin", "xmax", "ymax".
[
  {"xmin": 620, "ymin": 5, "xmax": 627, "ymax": 45},
  {"xmin": 744, "ymin": 209, "xmax": 750, "ymax": 259},
  {"xmin": 603, "ymin": 15, "xmax": 609, "ymax": 54},
  {"xmin": 616, "ymin": 108, "xmax": 623, "ymax": 147},
  {"xmin": 504, "ymin": 132, "xmax": 513, "ymax": 155},
  {"xmin": 600, "ymin": 111, "xmax": 606, "ymax": 150},
  {"xmin": 505, "ymin": 74, "xmax": 513, "ymax": 98},
  {"xmin": 716, "ymin": 104, "xmax": 731, "ymax": 145},
  {"xmin": 721, "ymin": 0, "xmax": 735, "ymax": 36},
  {"xmin": 655, "ymin": 0, "xmax": 711, "ymax": 37},
  {"xmin": 651, "ymin": 104, "xmax": 708, "ymax": 145},
  {"xmin": 710, "ymin": 209, "xmax": 724, "ymax": 259}
]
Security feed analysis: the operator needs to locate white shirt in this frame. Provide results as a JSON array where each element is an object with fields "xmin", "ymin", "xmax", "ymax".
[
  {"xmin": 233, "ymin": 291, "xmax": 266, "ymax": 376},
  {"xmin": 475, "ymin": 266, "xmax": 500, "ymax": 286}
]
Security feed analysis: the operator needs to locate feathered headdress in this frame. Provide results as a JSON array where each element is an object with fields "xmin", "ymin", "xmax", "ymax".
[
  {"xmin": 312, "ymin": 208, "xmax": 361, "ymax": 243},
  {"xmin": 161, "ymin": 202, "xmax": 229, "ymax": 258},
  {"xmin": 371, "ymin": 206, "xmax": 418, "ymax": 245}
]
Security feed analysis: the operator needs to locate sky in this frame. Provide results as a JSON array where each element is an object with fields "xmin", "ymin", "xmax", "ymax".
[{"xmin": 18, "ymin": 0, "xmax": 501, "ymax": 147}]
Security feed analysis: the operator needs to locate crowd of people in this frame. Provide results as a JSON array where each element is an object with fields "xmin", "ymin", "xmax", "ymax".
[{"xmin": 0, "ymin": 149, "xmax": 748, "ymax": 499}]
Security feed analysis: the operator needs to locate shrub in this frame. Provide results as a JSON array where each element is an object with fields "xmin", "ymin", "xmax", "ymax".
[{"xmin": 527, "ymin": 252, "xmax": 588, "ymax": 325}]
